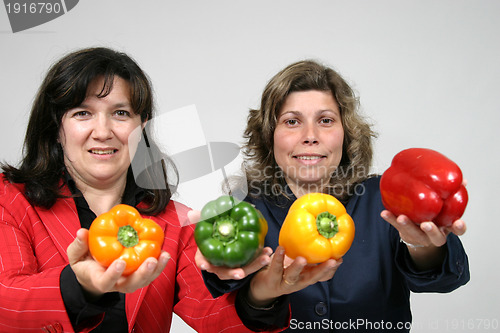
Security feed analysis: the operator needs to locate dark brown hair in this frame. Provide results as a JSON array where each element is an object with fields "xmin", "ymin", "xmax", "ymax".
[
  {"xmin": 2, "ymin": 47, "xmax": 176, "ymax": 214},
  {"xmin": 243, "ymin": 60, "xmax": 376, "ymax": 202}
]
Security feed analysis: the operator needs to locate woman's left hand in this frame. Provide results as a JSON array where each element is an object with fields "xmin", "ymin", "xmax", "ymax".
[
  {"xmin": 246, "ymin": 246, "xmax": 342, "ymax": 307},
  {"xmin": 381, "ymin": 210, "xmax": 467, "ymax": 247},
  {"xmin": 67, "ymin": 228, "xmax": 170, "ymax": 299},
  {"xmin": 381, "ymin": 210, "xmax": 467, "ymax": 270}
]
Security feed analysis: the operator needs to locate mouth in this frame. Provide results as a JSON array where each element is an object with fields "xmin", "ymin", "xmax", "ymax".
[
  {"xmin": 89, "ymin": 149, "xmax": 118, "ymax": 155},
  {"xmin": 293, "ymin": 154, "xmax": 326, "ymax": 161}
]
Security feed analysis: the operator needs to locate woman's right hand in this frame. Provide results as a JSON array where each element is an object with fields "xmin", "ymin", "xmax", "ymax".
[
  {"xmin": 195, "ymin": 246, "xmax": 273, "ymax": 280},
  {"xmin": 246, "ymin": 246, "xmax": 342, "ymax": 307},
  {"xmin": 66, "ymin": 228, "xmax": 170, "ymax": 299},
  {"xmin": 189, "ymin": 208, "xmax": 273, "ymax": 280}
]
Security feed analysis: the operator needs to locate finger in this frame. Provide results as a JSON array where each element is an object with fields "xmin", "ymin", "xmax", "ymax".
[
  {"xmin": 420, "ymin": 222, "xmax": 447, "ymax": 247},
  {"xmin": 261, "ymin": 246, "xmax": 273, "ymax": 257},
  {"xmin": 153, "ymin": 251, "xmax": 170, "ymax": 276},
  {"xmin": 144, "ymin": 252, "xmax": 170, "ymax": 281},
  {"xmin": 67, "ymin": 228, "xmax": 90, "ymax": 265},
  {"xmin": 282, "ymin": 256, "xmax": 307, "ymax": 286},
  {"xmin": 240, "ymin": 247, "xmax": 273, "ymax": 277},
  {"xmin": 85, "ymin": 258, "xmax": 126, "ymax": 295},
  {"xmin": 316, "ymin": 259, "xmax": 343, "ymax": 282},
  {"xmin": 267, "ymin": 246, "xmax": 289, "ymax": 284},
  {"xmin": 215, "ymin": 248, "xmax": 273, "ymax": 280},
  {"xmin": 380, "ymin": 210, "xmax": 407, "ymax": 231},
  {"xmin": 139, "ymin": 252, "xmax": 170, "ymax": 277},
  {"xmin": 448, "ymin": 219, "xmax": 467, "ymax": 236},
  {"xmin": 198, "ymin": 257, "xmax": 245, "ymax": 280},
  {"xmin": 113, "ymin": 251, "xmax": 171, "ymax": 294},
  {"xmin": 195, "ymin": 248, "xmax": 211, "ymax": 270},
  {"xmin": 385, "ymin": 212, "xmax": 427, "ymax": 244},
  {"xmin": 202, "ymin": 247, "xmax": 273, "ymax": 280},
  {"xmin": 207, "ymin": 266, "xmax": 245, "ymax": 280},
  {"xmin": 116, "ymin": 257, "xmax": 161, "ymax": 293}
]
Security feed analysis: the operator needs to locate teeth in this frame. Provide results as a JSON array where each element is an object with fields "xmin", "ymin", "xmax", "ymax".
[
  {"xmin": 91, "ymin": 149, "xmax": 115, "ymax": 155},
  {"xmin": 296, "ymin": 156, "xmax": 322, "ymax": 160}
]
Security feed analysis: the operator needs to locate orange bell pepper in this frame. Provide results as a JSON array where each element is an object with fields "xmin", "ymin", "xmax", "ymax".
[
  {"xmin": 88, "ymin": 204, "xmax": 164, "ymax": 276},
  {"xmin": 279, "ymin": 193, "xmax": 355, "ymax": 263}
]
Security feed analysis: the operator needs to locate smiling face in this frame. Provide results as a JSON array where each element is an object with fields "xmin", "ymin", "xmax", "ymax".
[
  {"xmin": 273, "ymin": 90, "xmax": 344, "ymax": 196},
  {"xmin": 59, "ymin": 76, "xmax": 144, "ymax": 190}
]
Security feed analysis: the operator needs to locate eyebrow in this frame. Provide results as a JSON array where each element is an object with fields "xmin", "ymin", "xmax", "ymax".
[
  {"xmin": 279, "ymin": 110, "xmax": 302, "ymax": 117},
  {"xmin": 77, "ymin": 102, "xmax": 132, "ymax": 109},
  {"xmin": 279, "ymin": 109, "xmax": 340, "ymax": 117}
]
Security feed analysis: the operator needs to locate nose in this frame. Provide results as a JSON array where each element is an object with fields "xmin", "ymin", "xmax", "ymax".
[
  {"xmin": 302, "ymin": 123, "xmax": 318, "ymax": 145},
  {"xmin": 92, "ymin": 115, "xmax": 113, "ymax": 141}
]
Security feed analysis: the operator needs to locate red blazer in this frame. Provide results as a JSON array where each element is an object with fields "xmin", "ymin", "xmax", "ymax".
[{"xmin": 0, "ymin": 175, "xmax": 260, "ymax": 332}]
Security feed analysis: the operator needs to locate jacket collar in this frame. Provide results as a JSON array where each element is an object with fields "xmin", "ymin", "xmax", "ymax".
[{"xmin": 33, "ymin": 184, "xmax": 80, "ymax": 263}]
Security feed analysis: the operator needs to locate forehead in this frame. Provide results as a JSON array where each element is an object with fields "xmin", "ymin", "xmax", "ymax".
[
  {"xmin": 86, "ymin": 76, "xmax": 131, "ymax": 100},
  {"xmin": 279, "ymin": 90, "xmax": 338, "ymax": 114}
]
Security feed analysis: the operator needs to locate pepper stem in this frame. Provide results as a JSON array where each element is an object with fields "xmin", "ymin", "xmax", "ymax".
[
  {"xmin": 213, "ymin": 218, "xmax": 238, "ymax": 243},
  {"xmin": 316, "ymin": 212, "xmax": 338, "ymax": 239},
  {"xmin": 117, "ymin": 225, "xmax": 139, "ymax": 247}
]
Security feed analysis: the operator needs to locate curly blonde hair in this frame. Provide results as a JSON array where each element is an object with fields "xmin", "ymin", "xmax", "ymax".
[{"xmin": 242, "ymin": 60, "xmax": 376, "ymax": 202}]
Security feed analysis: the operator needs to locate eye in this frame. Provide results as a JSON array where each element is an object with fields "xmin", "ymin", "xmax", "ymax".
[
  {"xmin": 72, "ymin": 110, "xmax": 91, "ymax": 118},
  {"xmin": 114, "ymin": 110, "xmax": 132, "ymax": 117},
  {"xmin": 284, "ymin": 119, "xmax": 299, "ymax": 126},
  {"xmin": 319, "ymin": 117, "xmax": 335, "ymax": 126}
]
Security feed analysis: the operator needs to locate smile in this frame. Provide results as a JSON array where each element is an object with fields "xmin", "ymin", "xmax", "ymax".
[
  {"xmin": 89, "ymin": 149, "xmax": 117, "ymax": 155},
  {"xmin": 294, "ymin": 155, "xmax": 325, "ymax": 160}
]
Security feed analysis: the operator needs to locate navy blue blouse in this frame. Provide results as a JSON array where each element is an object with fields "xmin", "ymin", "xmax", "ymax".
[
  {"xmin": 206, "ymin": 176, "xmax": 470, "ymax": 332},
  {"xmin": 247, "ymin": 176, "xmax": 469, "ymax": 332}
]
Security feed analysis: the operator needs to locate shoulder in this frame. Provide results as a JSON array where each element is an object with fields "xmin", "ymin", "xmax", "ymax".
[
  {"xmin": 353, "ymin": 175, "xmax": 381, "ymax": 197},
  {"xmin": 0, "ymin": 173, "xmax": 28, "ymax": 205},
  {"xmin": 0, "ymin": 174, "xmax": 39, "ymax": 226}
]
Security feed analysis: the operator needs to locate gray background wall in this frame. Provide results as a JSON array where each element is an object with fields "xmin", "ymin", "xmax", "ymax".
[{"xmin": 1, "ymin": 1, "xmax": 498, "ymax": 331}]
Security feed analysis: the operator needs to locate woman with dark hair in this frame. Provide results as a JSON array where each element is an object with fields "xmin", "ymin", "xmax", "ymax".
[
  {"xmin": 0, "ymin": 47, "xmax": 289, "ymax": 332},
  {"xmin": 199, "ymin": 60, "xmax": 470, "ymax": 332}
]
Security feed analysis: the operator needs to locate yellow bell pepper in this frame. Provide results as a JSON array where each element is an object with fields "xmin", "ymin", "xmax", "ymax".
[{"xmin": 279, "ymin": 193, "xmax": 355, "ymax": 263}]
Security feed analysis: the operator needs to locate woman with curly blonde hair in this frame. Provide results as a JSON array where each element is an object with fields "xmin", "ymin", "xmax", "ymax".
[
  {"xmin": 243, "ymin": 60, "xmax": 375, "ymax": 202},
  {"xmin": 201, "ymin": 60, "xmax": 469, "ymax": 333}
]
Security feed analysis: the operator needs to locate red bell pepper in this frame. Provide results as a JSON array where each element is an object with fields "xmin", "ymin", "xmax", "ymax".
[{"xmin": 380, "ymin": 148, "xmax": 468, "ymax": 227}]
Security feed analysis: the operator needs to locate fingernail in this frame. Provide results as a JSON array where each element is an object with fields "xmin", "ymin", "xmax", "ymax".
[
  {"xmin": 162, "ymin": 253, "xmax": 171, "ymax": 264},
  {"xmin": 422, "ymin": 223, "xmax": 432, "ymax": 232},
  {"xmin": 200, "ymin": 263, "xmax": 207, "ymax": 270},
  {"xmin": 115, "ymin": 261, "xmax": 126, "ymax": 272},
  {"xmin": 233, "ymin": 273, "xmax": 242, "ymax": 280},
  {"xmin": 147, "ymin": 260, "xmax": 157, "ymax": 271}
]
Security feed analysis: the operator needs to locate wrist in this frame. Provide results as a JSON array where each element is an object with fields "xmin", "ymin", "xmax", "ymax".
[
  {"xmin": 244, "ymin": 291, "xmax": 279, "ymax": 310},
  {"xmin": 400, "ymin": 238, "xmax": 425, "ymax": 250},
  {"xmin": 245, "ymin": 282, "xmax": 278, "ymax": 309}
]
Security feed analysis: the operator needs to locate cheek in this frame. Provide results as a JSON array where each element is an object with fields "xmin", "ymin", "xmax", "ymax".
[
  {"xmin": 273, "ymin": 130, "xmax": 295, "ymax": 155},
  {"xmin": 125, "ymin": 126, "xmax": 143, "ymax": 154},
  {"xmin": 273, "ymin": 133, "xmax": 288, "ymax": 165},
  {"xmin": 327, "ymin": 129, "xmax": 344, "ymax": 151}
]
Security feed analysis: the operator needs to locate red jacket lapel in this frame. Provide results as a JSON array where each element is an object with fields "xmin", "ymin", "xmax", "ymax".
[{"xmin": 34, "ymin": 196, "xmax": 81, "ymax": 262}]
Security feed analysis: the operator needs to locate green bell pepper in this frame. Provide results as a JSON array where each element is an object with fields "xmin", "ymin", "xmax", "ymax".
[{"xmin": 194, "ymin": 195, "xmax": 268, "ymax": 267}]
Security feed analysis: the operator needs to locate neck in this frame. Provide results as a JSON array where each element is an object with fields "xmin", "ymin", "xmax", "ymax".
[{"xmin": 72, "ymin": 174, "xmax": 128, "ymax": 216}]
